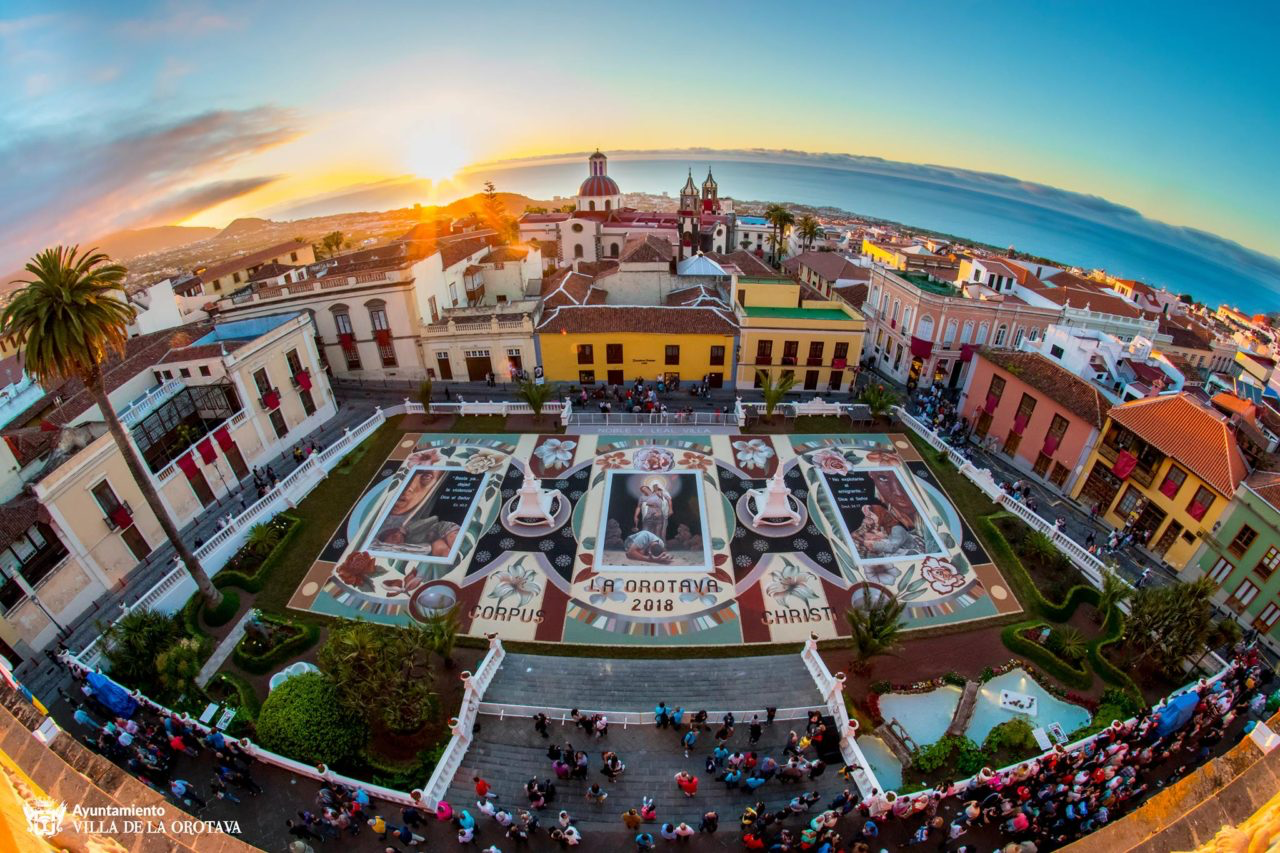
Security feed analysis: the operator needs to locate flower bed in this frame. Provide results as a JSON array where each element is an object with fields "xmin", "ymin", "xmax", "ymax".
[
  {"xmin": 231, "ymin": 612, "xmax": 320, "ymax": 675},
  {"xmin": 216, "ymin": 513, "xmax": 302, "ymax": 593}
]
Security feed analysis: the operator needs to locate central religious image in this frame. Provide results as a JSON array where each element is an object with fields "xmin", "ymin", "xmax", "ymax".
[
  {"xmin": 597, "ymin": 468, "xmax": 711, "ymax": 571},
  {"xmin": 819, "ymin": 467, "xmax": 944, "ymax": 564},
  {"xmin": 363, "ymin": 465, "xmax": 488, "ymax": 563}
]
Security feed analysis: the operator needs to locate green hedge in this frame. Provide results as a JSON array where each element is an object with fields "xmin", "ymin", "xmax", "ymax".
[
  {"xmin": 232, "ymin": 617, "xmax": 321, "ymax": 675},
  {"xmin": 202, "ymin": 589, "xmax": 241, "ymax": 627},
  {"xmin": 210, "ymin": 671, "xmax": 262, "ymax": 722},
  {"xmin": 1038, "ymin": 584, "xmax": 1101, "ymax": 623},
  {"xmin": 256, "ymin": 671, "xmax": 366, "ymax": 766},
  {"xmin": 357, "ymin": 740, "xmax": 448, "ymax": 790},
  {"xmin": 1000, "ymin": 621, "xmax": 1092, "ymax": 690},
  {"xmin": 215, "ymin": 514, "xmax": 303, "ymax": 593}
]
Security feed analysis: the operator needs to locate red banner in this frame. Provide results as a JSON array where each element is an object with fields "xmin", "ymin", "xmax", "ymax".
[
  {"xmin": 910, "ymin": 336, "xmax": 933, "ymax": 359},
  {"xmin": 263, "ymin": 390, "xmax": 281, "ymax": 410},
  {"xmin": 960, "ymin": 343, "xmax": 979, "ymax": 363},
  {"xmin": 294, "ymin": 370, "xmax": 312, "ymax": 391},
  {"xmin": 1013, "ymin": 413, "xmax": 1028, "ymax": 435},
  {"xmin": 1112, "ymin": 450, "xmax": 1138, "ymax": 479},
  {"xmin": 108, "ymin": 505, "xmax": 132, "ymax": 529},
  {"xmin": 176, "ymin": 453, "xmax": 199, "ymax": 479},
  {"xmin": 984, "ymin": 393, "xmax": 999, "ymax": 415},
  {"xmin": 1042, "ymin": 434, "xmax": 1060, "ymax": 457},
  {"xmin": 338, "ymin": 333, "xmax": 355, "ymax": 351},
  {"xmin": 196, "ymin": 437, "xmax": 217, "ymax": 464},
  {"xmin": 374, "ymin": 328, "xmax": 391, "ymax": 346},
  {"xmin": 1159, "ymin": 476, "xmax": 1181, "ymax": 499},
  {"xmin": 213, "ymin": 425, "xmax": 234, "ymax": 452},
  {"xmin": 1187, "ymin": 500, "xmax": 1208, "ymax": 521}
]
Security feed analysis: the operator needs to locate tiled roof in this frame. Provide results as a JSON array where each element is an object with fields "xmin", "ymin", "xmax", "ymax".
[
  {"xmin": 833, "ymin": 283, "xmax": 868, "ymax": 308},
  {"xmin": 195, "ymin": 241, "xmax": 305, "ymax": 283},
  {"xmin": 0, "ymin": 353, "xmax": 24, "ymax": 388},
  {"xmin": 540, "ymin": 268, "xmax": 596, "ymax": 309},
  {"xmin": 976, "ymin": 258, "xmax": 1020, "ymax": 279},
  {"xmin": 705, "ymin": 251, "xmax": 774, "ymax": 277},
  {"xmin": 1036, "ymin": 273, "xmax": 1142, "ymax": 318},
  {"xmin": 537, "ymin": 305, "xmax": 737, "ymax": 336},
  {"xmin": 0, "ymin": 494, "xmax": 43, "ymax": 550},
  {"xmin": 1245, "ymin": 470, "xmax": 1280, "ymax": 512},
  {"xmin": 246, "ymin": 262, "xmax": 295, "ymax": 283},
  {"xmin": 439, "ymin": 236, "xmax": 494, "ymax": 269},
  {"xmin": 1122, "ymin": 359, "xmax": 1168, "ymax": 386},
  {"xmin": 576, "ymin": 260, "xmax": 620, "ymax": 279},
  {"xmin": 619, "ymin": 234, "xmax": 673, "ymax": 264},
  {"xmin": 1107, "ymin": 393, "xmax": 1249, "ymax": 496},
  {"xmin": 789, "ymin": 251, "xmax": 869, "ymax": 284},
  {"xmin": 665, "ymin": 285, "xmax": 728, "ymax": 309},
  {"xmin": 979, "ymin": 349, "xmax": 1109, "ymax": 430},
  {"xmin": 1159, "ymin": 318, "xmax": 1213, "ymax": 351},
  {"xmin": 480, "ymin": 245, "xmax": 530, "ymax": 263}
]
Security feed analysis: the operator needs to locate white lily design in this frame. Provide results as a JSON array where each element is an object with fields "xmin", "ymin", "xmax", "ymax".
[
  {"xmin": 732, "ymin": 439, "xmax": 774, "ymax": 470},
  {"xmin": 465, "ymin": 453, "xmax": 502, "ymax": 474},
  {"xmin": 490, "ymin": 564, "xmax": 542, "ymax": 606},
  {"xmin": 765, "ymin": 561, "xmax": 819, "ymax": 608},
  {"xmin": 534, "ymin": 438, "xmax": 577, "ymax": 470}
]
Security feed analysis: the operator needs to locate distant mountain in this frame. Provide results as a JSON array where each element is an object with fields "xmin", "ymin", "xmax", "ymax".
[
  {"xmin": 216, "ymin": 218, "xmax": 273, "ymax": 239},
  {"xmin": 93, "ymin": 226, "xmax": 221, "ymax": 260}
]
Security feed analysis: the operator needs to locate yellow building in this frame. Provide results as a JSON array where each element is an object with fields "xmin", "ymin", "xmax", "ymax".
[
  {"xmin": 861, "ymin": 238, "xmax": 909, "ymax": 270},
  {"xmin": 536, "ymin": 305, "xmax": 738, "ymax": 387},
  {"xmin": 1070, "ymin": 393, "xmax": 1249, "ymax": 569},
  {"xmin": 732, "ymin": 276, "xmax": 866, "ymax": 392}
]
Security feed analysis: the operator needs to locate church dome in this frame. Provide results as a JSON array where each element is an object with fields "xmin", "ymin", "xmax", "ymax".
[{"xmin": 578, "ymin": 174, "xmax": 621, "ymax": 197}]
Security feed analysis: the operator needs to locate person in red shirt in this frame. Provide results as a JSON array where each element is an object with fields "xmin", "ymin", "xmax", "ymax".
[
  {"xmin": 474, "ymin": 776, "xmax": 494, "ymax": 799},
  {"xmin": 675, "ymin": 772, "xmax": 698, "ymax": 797}
]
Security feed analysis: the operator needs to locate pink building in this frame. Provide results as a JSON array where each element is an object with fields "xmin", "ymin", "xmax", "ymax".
[
  {"xmin": 858, "ymin": 267, "xmax": 1061, "ymax": 391},
  {"xmin": 958, "ymin": 349, "xmax": 1109, "ymax": 493}
]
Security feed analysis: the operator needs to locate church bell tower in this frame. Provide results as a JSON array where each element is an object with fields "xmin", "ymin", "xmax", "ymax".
[{"xmin": 678, "ymin": 170, "xmax": 700, "ymax": 259}]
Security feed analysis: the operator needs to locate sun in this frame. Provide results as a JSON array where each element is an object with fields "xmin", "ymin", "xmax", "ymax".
[{"xmin": 403, "ymin": 136, "xmax": 470, "ymax": 183}]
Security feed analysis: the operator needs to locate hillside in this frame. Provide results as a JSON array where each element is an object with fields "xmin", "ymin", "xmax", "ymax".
[{"xmin": 92, "ymin": 226, "xmax": 221, "ymax": 259}]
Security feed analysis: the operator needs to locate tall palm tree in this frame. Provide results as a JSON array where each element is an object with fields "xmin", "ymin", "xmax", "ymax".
[
  {"xmin": 845, "ymin": 586, "xmax": 906, "ymax": 674},
  {"xmin": 1, "ymin": 247, "xmax": 222, "ymax": 607},
  {"xmin": 757, "ymin": 369, "xmax": 796, "ymax": 421},
  {"xmin": 764, "ymin": 204, "xmax": 794, "ymax": 267},
  {"xmin": 797, "ymin": 215, "xmax": 822, "ymax": 250},
  {"xmin": 517, "ymin": 377, "xmax": 556, "ymax": 424},
  {"xmin": 1095, "ymin": 567, "xmax": 1132, "ymax": 623}
]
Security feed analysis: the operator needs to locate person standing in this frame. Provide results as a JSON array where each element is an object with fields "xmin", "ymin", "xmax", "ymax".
[
  {"xmin": 534, "ymin": 712, "xmax": 549, "ymax": 738},
  {"xmin": 698, "ymin": 810, "xmax": 718, "ymax": 834}
]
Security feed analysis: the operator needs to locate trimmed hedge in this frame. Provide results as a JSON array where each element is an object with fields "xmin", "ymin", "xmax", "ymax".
[
  {"xmin": 256, "ymin": 671, "xmax": 365, "ymax": 766},
  {"xmin": 999, "ymin": 621, "xmax": 1092, "ymax": 691},
  {"xmin": 202, "ymin": 589, "xmax": 241, "ymax": 627},
  {"xmin": 210, "ymin": 671, "xmax": 262, "ymax": 722},
  {"xmin": 232, "ymin": 616, "xmax": 321, "ymax": 675},
  {"xmin": 358, "ymin": 740, "xmax": 448, "ymax": 790},
  {"xmin": 215, "ymin": 514, "xmax": 303, "ymax": 593}
]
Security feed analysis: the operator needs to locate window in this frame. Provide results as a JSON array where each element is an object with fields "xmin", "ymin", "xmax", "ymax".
[
  {"xmin": 1256, "ymin": 546, "xmax": 1280, "ymax": 581},
  {"xmin": 300, "ymin": 389, "xmax": 316, "ymax": 417},
  {"xmin": 252, "ymin": 368, "xmax": 272, "ymax": 397},
  {"xmin": 1013, "ymin": 328, "xmax": 1025, "ymax": 348},
  {"xmin": 833, "ymin": 342, "xmax": 849, "ymax": 363},
  {"xmin": 710, "ymin": 345, "xmax": 725, "ymax": 366},
  {"xmin": 1207, "ymin": 556, "xmax": 1235, "ymax": 585},
  {"xmin": 994, "ymin": 324, "xmax": 1008, "ymax": 347},
  {"xmin": 577, "ymin": 344, "xmax": 594, "ymax": 365},
  {"xmin": 162, "ymin": 370, "xmax": 173, "ymax": 380},
  {"xmin": 665, "ymin": 345, "xmax": 680, "ymax": 366},
  {"xmin": 571, "ymin": 223, "xmax": 583, "ymax": 233},
  {"xmin": 1115, "ymin": 485, "xmax": 1143, "ymax": 518},
  {"xmin": 1255, "ymin": 603, "xmax": 1280, "ymax": 633},
  {"xmin": 199, "ymin": 365, "xmax": 211, "ymax": 377},
  {"xmin": 755, "ymin": 340, "xmax": 773, "ymax": 364},
  {"xmin": 1189, "ymin": 486, "xmax": 1215, "ymax": 523},
  {"xmin": 1228, "ymin": 524, "xmax": 1256, "ymax": 558},
  {"xmin": 1227, "ymin": 578, "xmax": 1259, "ymax": 612},
  {"xmin": 782, "ymin": 340, "xmax": 799, "ymax": 365},
  {"xmin": 449, "ymin": 283, "xmax": 459, "ymax": 306},
  {"xmin": 91, "ymin": 481, "xmax": 123, "ymax": 517},
  {"xmin": 578, "ymin": 369, "xmax": 595, "ymax": 385},
  {"xmin": 807, "ymin": 341, "xmax": 824, "ymax": 365},
  {"xmin": 573, "ymin": 244, "xmax": 584, "ymax": 259},
  {"xmin": 232, "ymin": 272, "xmax": 241, "ymax": 284},
  {"xmin": 286, "ymin": 349, "xmax": 304, "ymax": 376},
  {"xmin": 1159, "ymin": 465, "xmax": 1187, "ymax": 500},
  {"xmin": 606, "ymin": 344, "xmax": 623, "ymax": 364},
  {"xmin": 1050, "ymin": 344, "xmax": 1065, "ymax": 359},
  {"xmin": 428, "ymin": 296, "xmax": 439, "ymax": 324},
  {"xmin": 290, "ymin": 251, "xmax": 298, "ymax": 262},
  {"xmin": 333, "ymin": 312, "xmax": 353, "ymax": 335}
]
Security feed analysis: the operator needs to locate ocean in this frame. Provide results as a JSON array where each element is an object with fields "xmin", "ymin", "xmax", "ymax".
[{"xmin": 459, "ymin": 156, "xmax": 1280, "ymax": 311}]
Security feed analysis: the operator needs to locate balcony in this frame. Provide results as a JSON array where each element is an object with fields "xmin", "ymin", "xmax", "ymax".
[
  {"xmin": 259, "ymin": 388, "xmax": 282, "ymax": 411},
  {"xmin": 118, "ymin": 378, "xmax": 185, "ymax": 428},
  {"xmin": 103, "ymin": 501, "xmax": 134, "ymax": 531},
  {"xmin": 130, "ymin": 382, "xmax": 243, "ymax": 474},
  {"xmin": 754, "ymin": 357, "xmax": 773, "ymax": 366}
]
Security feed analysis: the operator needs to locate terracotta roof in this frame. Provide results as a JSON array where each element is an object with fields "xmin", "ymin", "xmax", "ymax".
[
  {"xmin": 979, "ymin": 349, "xmax": 1109, "ymax": 430},
  {"xmin": 246, "ymin": 262, "xmax": 295, "ymax": 283},
  {"xmin": 789, "ymin": 251, "xmax": 869, "ymax": 284},
  {"xmin": 705, "ymin": 251, "xmax": 774, "ymax": 277},
  {"xmin": 665, "ymin": 285, "xmax": 728, "ymax": 309},
  {"xmin": 619, "ymin": 234, "xmax": 673, "ymax": 264},
  {"xmin": 576, "ymin": 260, "xmax": 619, "ymax": 279},
  {"xmin": 0, "ymin": 353, "xmax": 24, "ymax": 388},
  {"xmin": 0, "ymin": 494, "xmax": 44, "ymax": 550},
  {"xmin": 537, "ymin": 305, "xmax": 737, "ymax": 336},
  {"xmin": 833, "ymin": 283, "xmax": 868, "ymax": 308},
  {"xmin": 1107, "ymin": 393, "xmax": 1249, "ymax": 496},
  {"xmin": 439, "ymin": 236, "xmax": 493, "ymax": 268},
  {"xmin": 1122, "ymin": 359, "xmax": 1168, "ymax": 386},
  {"xmin": 195, "ymin": 241, "xmax": 305, "ymax": 283},
  {"xmin": 1245, "ymin": 470, "xmax": 1280, "ymax": 511},
  {"xmin": 976, "ymin": 258, "xmax": 1021, "ymax": 279},
  {"xmin": 1159, "ymin": 318, "xmax": 1213, "ymax": 351},
  {"xmin": 540, "ymin": 268, "xmax": 596, "ymax": 308},
  {"xmin": 1035, "ymin": 273, "xmax": 1142, "ymax": 318},
  {"xmin": 536, "ymin": 239, "xmax": 558, "ymax": 258},
  {"xmin": 480, "ymin": 245, "xmax": 530, "ymax": 263}
]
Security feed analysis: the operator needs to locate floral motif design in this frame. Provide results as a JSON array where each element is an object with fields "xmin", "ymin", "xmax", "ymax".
[
  {"xmin": 921, "ymin": 556, "xmax": 966, "ymax": 594},
  {"xmin": 499, "ymin": 537, "xmax": 516, "ymax": 550},
  {"xmin": 865, "ymin": 563, "xmax": 901, "ymax": 586},
  {"xmin": 752, "ymin": 539, "xmax": 769, "ymax": 552},
  {"xmin": 596, "ymin": 451, "xmax": 629, "ymax": 470},
  {"xmin": 811, "ymin": 448, "xmax": 850, "ymax": 474},
  {"xmin": 866, "ymin": 450, "xmax": 903, "ymax": 467},
  {"xmin": 538, "ymin": 539, "xmax": 555, "ymax": 551},
  {"xmin": 677, "ymin": 451, "xmax": 713, "ymax": 471},
  {"xmin": 554, "ymin": 554, "xmax": 572, "ymax": 568},
  {"xmin": 680, "ymin": 589, "xmax": 718, "ymax": 607},
  {"xmin": 815, "ymin": 551, "xmax": 833, "ymax": 564},
  {"xmin": 404, "ymin": 447, "xmax": 443, "ymax": 468},
  {"xmin": 791, "ymin": 538, "xmax": 810, "ymax": 551},
  {"xmin": 533, "ymin": 438, "xmax": 577, "ymax": 471},
  {"xmin": 465, "ymin": 453, "xmax": 502, "ymax": 474},
  {"xmin": 765, "ymin": 562, "xmax": 820, "ymax": 608},
  {"xmin": 336, "ymin": 551, "xmax": 379, "ymax": 588},
  {"xmin": 474, "ymin": 550, "xmax": 492, "ymax": 564},
  {"xmin": 489, "ymin": 564, "xmax": 542, "ymax": 607},
  {"xmin": 732, "ymin": 439, "xmax": 775, "ymax": 471},
  {"xmin": 633, "ymin": 447, "xmax": 675, "ymax": 471},
  {"xmin": 587, "ymin": 577, "xmax": 627, "ymax": 605}
]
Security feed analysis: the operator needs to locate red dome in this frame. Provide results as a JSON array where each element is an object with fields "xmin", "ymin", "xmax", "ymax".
[{"xmin": 578, "ymin": 175, "xmax": 620, "ymax": 197}]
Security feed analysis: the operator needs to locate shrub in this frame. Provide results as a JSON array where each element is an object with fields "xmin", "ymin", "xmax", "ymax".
[
  {"xmin": 912, "ymin": 735, "xmax": 984, "ymax": 776},
  {"xmin": 216, "ymin": 515, "xmax": 302, "ymax": 592},
  {"xmin": 256, "ymin": 672, "xmax": 366, "ymax": 766},
  {"xmin": 361, "ymin": 740, "xmax": 448, "ymax": 790},
  {"xmin": 232, "ymin": 614, "xmax": 320, "ymax": 675},
  {"xmin": 101, "ymin": 609, "xmax": 185, "ymax": 697},
  {"xmin": 864, "ymin": 693, "xmax": 884, "ymax": 727},
  {"xmin": 982, "ymin": 718, "xmax": 1038, "ymax": 757},
  {"xmin": 1046, "ymin": 627, "xmax": 1088, "ymax": 663},
  {"xmin": 941, "ymin": 671, "xmax": 967, "ymax": 687},
  {"xmin": 211, "ymin": 671, "xmax": 262, "ymax": 722},
  {"xmin": 202, "ymin": 589, "xmax": 241, "ymax": 628},
  {"xmin": 1000, "ymin": 622, "xmax": 1092, "ymax": 690},
  {"xmin": 979, "ymin": 666, "xmax": 995, "ymax": 683},
  {"xmin": 155, "ymin": 636, "xmax": 205, "ymax": 704}
]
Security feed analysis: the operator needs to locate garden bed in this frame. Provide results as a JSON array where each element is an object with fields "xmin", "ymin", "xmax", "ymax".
[
  {"xmin": 215, "ymin": 513, "xmax": 302, "ymax": 592},
  {"xmin": 231, "ymin": 612, "xmax": 320, "ymax": 674}
]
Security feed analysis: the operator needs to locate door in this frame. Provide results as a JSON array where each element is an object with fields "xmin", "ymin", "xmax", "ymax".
[
  {"xmin": 466, "ymin": 356, "xmax": 490, "ymax": 381},
  {"xmin": 1153, "ymin": 520, "xmax": 1183, "ymax": 557},
  {"xmin": 120, "ymin": 525, "xmax": 151, "ymax": 561},
  {"xmin": 189, "ymin": 469, "xmax": 215, "ymax": 508},
  {"xmin": 436, "ymin": 355, "xmax": 453, "ymax": 381},
  {"xmin": 224, "ymin": 443, "xmax": 249, "ymax": 480},
  {"xmin": 1135, "ymin": 503, "xmax": 1167, "ymax": 545},
  {"xmin": 803, "ymin": 370, "xmax": 819, "ymax": 390},
  {"xmin": 607, "ymin": 369, "xmax": 624, "ymax": 386},
  {"xmin": 708, "ymin": 372, "xmax": 723, "ymax": 388},
  {"xmin": 1032, "ymin": 452, "xmax": 1051, "ymax": 478},
  {"xmin": 1079, "ymin": 463, "xmax": 1120, "ymax": 511},
  {"xmin": 949, "ymin": 359, "xmax": 964, "ymax": 390}
]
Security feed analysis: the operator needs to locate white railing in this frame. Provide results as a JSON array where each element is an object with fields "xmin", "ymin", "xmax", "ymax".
[
  {"xmin": 476, "ymin": 703, "xmax": 820, "ymax": 727},
  {"xmin": 118, "ymin": 379, "xmax": 185, "ymax": 427},
  {"xmin": 567, "ymin": 411, "xmax": 739, "ymax": 427},
  {"xmin": 395, "ymin": 400, "xmax": 564, "ymax": 418},
  {"xmin": 802, "ymin": 636, "xmax": 879, "ymax": 797},
  {"xmin": 419, "ymin": 635, "xmax": 506, "ymax": 810}
]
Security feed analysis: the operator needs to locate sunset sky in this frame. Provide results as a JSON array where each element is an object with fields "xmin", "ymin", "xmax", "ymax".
[{"xmin": 3, "ymin": 0, "xmax": 1278, "ymax": 273}]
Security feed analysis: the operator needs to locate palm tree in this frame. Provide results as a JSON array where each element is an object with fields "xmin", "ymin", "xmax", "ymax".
[
  {"xmin": 320, "ymin": 231, "xmax": 344, "ymax": 258},
  {"xmin": 764, "ymin": 204, "xmax": 794, "ymax": 267},
  {"xmin": 245, "ymin": 521, "xmax": 283, "ymax": 557},
  {"xmin": 516, "ymin": 377, "xmax": 555, "ymax": 423},
  {"xmin": 1022, "ymin": 530, "xmax": 1059, "ymax": 565},
  {"xmin": 845, "ymin": 586, "xmax": 906, "ymax": 674},
  {"xmin": 757, "ymin": 369, "xmax": 796, "ymax": 421},
  {"xmin": 420, "ymin": 604, "xmax": 461, "ymax": 668},
  {"xmin": 858, "ymin": 383, "xmax": 900, "ymax": 422},
  {"xmin": 797, "ymin": 215, "xmax": 822, "ymax": 250},
  {"xmin": 417, "ymin": 377, "xmax": 434, "ymax": 419},
  {"xmin": 1, "ymin": 247, "xmax": 223, "ymax": 607},
  {"xmin": 1096, "ymin": 567, "xmax": 1132, "ymax": 623}
]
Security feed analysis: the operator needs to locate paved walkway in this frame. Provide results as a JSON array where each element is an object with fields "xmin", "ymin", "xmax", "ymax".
[
  {"xmin": 485, "ymin": 652, "xmax": 825, "ymax": 713},
  {"xmin": 195, "ymin": 608, "xmax": 254, "ymax": 687}
]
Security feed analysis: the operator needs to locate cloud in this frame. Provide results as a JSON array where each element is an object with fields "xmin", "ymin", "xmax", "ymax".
[
  {"xmin": 0, "ymin": 106, "xmax": 300, "ymax": 272},
  {"xmin": 115, "ymin": 1, "xmax": 239, "ymax": 38}
]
